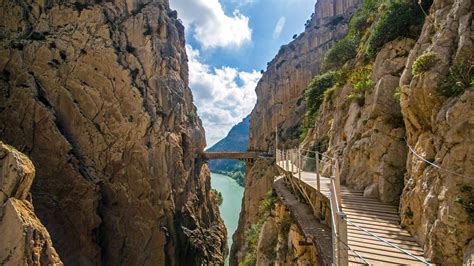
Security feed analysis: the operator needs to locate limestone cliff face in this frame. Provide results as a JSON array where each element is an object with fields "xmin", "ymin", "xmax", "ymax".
[
  {"xmin": 230, "ymin": 159, "xmax": 278, "ymax": 265},
  {"xmin": 0, "ymin": 142, "xmax": 62, "ymax": 265},
  {"xmin": 398, "ymin": 0, "xmax": 473, "ymax": 263},
  {"xmin": 303, "ymin": 38, "xmax": 414, "ymax": 205},
  {"xmin": 242, "ymin": 0, "xmax": 472, "ymax": 264},
  {"xmin": 248, "ymin": 0, "xmax": 362, "ymax": 152},
  {"xmin": 302, "ymin": 0, "xmax": 473, "ymax": 262},
  {"xmin": 234, "ymin": 0, "xmax": 362, "ymax": 264},
  {"xmin": 0, "ymin": 0, "xmax": 226, "ymax": 264},
  {"xmin": 256, "ymin": 202, "xmax": 319, "ymax": 266}
]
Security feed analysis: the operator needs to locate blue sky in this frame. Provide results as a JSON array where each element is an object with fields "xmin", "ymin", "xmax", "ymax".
[{"xmin": 170, "ymin": 0, "xmax": 315, "ymax": 146}]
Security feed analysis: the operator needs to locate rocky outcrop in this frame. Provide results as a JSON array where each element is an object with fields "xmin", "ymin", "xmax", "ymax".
[
  {"xmin": 249, "ymin": 0, "xmax": 362, "ymax": 152},
  {"xmin": 0, "ymin": 142, "xmax": 62, "ymax": 265},
  {"xmin": 256, "ymin": 202, "xmax": 319, "ymax": 266},
  {"xmin": 230, "ymin": 159, "xmax": 278, "ymax": 265},
  {"xmin": 304, "ymin": 38, "xmax": 414, "ymax": 205},
  {"xmin": 242, "ymin": 0, "xmax": 472, "ymax": 264},
  {"xmin": 398, "ymin": 0, "xmax": 473, "ymax": 263},
  {"xmin": 0, "ymin": 0, "xmax": 226, "ymax": 264}
]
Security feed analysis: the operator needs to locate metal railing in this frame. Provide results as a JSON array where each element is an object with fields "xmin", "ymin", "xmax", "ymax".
[
  {"xmin": 276, "ymin": 147, "xmax": 432, "ymax": 266},
  {"xmin": 276, "ymin": 148, "xmax": 349, "ymax": 265}
]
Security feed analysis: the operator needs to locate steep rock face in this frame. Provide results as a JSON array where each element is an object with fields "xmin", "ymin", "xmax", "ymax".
[
  {"xmin": 0, "ymin": 0, "xmax": 226, "ymax": 264},
  {"xmin": 398, "ymin": 0, "xmax": 473, "ymax": 263},
  {"xmin": 256, "ymin": 202, "xmax": 319, "ymax": 266},
  {"xmin": 0, "ymin": 142, "xmax": 62, "ymax": 265},
  {"xmin": 304, "ymin": 38, "xmax": 414, "ymax": 205},
  {"xmin": 230, "ymin": 159, "xmax": 278, "ymax": 265},
  {"xmin": 249, "ymin": 0, "xmax": 362, "ymax": 152}
]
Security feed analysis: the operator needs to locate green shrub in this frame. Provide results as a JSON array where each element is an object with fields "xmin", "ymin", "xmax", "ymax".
[
  {"xmin": 322, "ymin": 36, "xmax": 358, "ymax": 71},
  {"xmin": 305, "ymin": 71, "xmax": 337, "ymax": 115},
  {"xmin": 348, "ymin": 0, "xmax": 378, "ymax": 34},
  {"xmin": 366, "ymin": 0, "xmax": 429, "ymax": 59},
  {"xmin": 211, "ymin": 189, "xmax": 223, "ymax": 206},
  {"xmin": 186, "ymin": 113, "xmax": 197, "ymax": 125},
  {"xmin": 300, "ymin": 72, "xmax": 336, "ymax": 142},
  {"xmin": 347, "ymin": 65, "xmax": 373, "ymax": 101},
  {"xmin": 437, "ymin": 64, "xmax": 473, "ymax": 97},
  {"xmin": 412, "ymin": 52, "xmax": 438, "ymax": 76}
]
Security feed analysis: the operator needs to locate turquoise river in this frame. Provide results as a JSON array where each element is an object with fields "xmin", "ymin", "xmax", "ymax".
[{"xmin": 210, "ymin": 172, "xmax": 244, "ymax": 265}]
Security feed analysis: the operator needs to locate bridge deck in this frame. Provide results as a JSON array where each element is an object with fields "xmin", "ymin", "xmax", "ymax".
[
  {"xmin": 277, "ymin": 160, "xmax": 427, "ymax": 265},
  {"xmin": 201, "ymin": 152, "xmax": 260, "ymax": 160}
]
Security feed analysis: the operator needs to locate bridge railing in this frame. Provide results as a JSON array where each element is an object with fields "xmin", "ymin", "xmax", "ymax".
[{"xmin": 276, "ymin": 148, "xmax": 349, "ymax": 265}]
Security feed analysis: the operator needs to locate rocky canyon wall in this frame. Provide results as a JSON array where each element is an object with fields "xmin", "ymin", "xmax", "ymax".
[
  {"xmin": 248, "ymin": 0, "xmax": 362, "ymax": 152},
  {"xmin": 303, "ymin": 0, "xmax": 473, "ymax": 263},
  {"xmin": 0, "ymin": 0, "xmax": 226, "ymax": 264},
  {"xmin": 0, "ymin": 142, "xmax": 62, "ymax": 265},
  {"xmin": 240, "ymin": 0, "xmax": 472, "ymax": 264},
  {"xmin": 398, "ymin": 0, "xmax": 473, "ymax": 263},
  {"xmin": 232, "ymin": 0, "xmax": 362, "ymax": 264}
]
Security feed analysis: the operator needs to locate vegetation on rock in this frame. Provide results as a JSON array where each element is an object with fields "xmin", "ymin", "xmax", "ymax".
[
  {"xmin": 211, "ymin": 189, "xmax": 223, "ymax": 206},
  {"xmin": 366, "ymin": 0, "xmax": 431, "ymax": 59},
  {"xmin": 437, "ymin": 64, "xmax": 473, "ymax": 97},
  {"xmin": 347, "ymin": 65, "xmax": 374, "ymax": 102},
  {"xmin": 240, "ymin": 190, "xmax": 277, "ymax": 266},
  {"xmin": 412, "ymin": 52, "xmax": 438, "ymax": 76}
]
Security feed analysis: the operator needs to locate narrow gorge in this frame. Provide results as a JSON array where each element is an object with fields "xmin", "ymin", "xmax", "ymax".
[
  {"xmin": 232, "ymin": 0, "xmax": 473, "ymax": 265},
  {"xmin": 0, "ymin": 0, "xmax": 472, "ymax": 265},
  {"xmin": 0, "ymin": 0, "xmax": 226, "ymax": 264}
]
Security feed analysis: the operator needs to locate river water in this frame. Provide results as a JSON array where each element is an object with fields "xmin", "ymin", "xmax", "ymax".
[{"xmin": 210, "ymin": 172, "xmax": 244, "ymax": 265}]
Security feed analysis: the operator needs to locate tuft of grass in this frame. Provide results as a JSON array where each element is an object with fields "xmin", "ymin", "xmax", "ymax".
[
  {"xmin": 412, "ymin": 52, "xmax": 438, "ymax": 76},
  {"xmin": 437, "ymin": 64, "xmax": 473, "ymax": 97}
]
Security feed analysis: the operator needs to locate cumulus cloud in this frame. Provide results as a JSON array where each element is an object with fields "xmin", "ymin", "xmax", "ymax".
[
  {"xmin": 186, "ymin": 45, "xmax": 261, "ymax": 146},
  {"xmin": 171, "ymin": 0, "xmax": 252, "ymax": 49},
  {"xmin": 273, "ymin": 16, "xmax": 286, "ymax": 39}
]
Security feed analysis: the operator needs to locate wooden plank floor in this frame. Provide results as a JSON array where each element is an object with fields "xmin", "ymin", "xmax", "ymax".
[{"xmin": 277, "ymin": 160, "xmax": 428, "ymax": 265}]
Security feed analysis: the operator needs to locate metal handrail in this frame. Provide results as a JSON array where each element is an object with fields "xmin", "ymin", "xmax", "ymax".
[{"xmin": 276, "ymin": 148, "xmax": 433, "ymax": 265}]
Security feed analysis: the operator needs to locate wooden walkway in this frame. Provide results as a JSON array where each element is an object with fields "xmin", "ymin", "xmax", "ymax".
[{"xmin": 276, "ymin": 160, "xmax": 428, "ymax": 265}]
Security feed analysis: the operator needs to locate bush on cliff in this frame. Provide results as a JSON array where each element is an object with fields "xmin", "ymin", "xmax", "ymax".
[
  {"xmin": 305, "ymin": 71, "xmax": 337, "ymax": 115},
  {"xmin": 211, "ymin": 189, "xmax": 223, "ymax": 206},
  {"xmin": 412, "ymin": 52, "xmax": 438, "ymax": 76},
  {"xmin": 366, "ymin": 0, "xmax": 431, "ymax": 59},
  {"xmin": 321, "ymin": 37, "xmax": 358, "ymax": 71}
]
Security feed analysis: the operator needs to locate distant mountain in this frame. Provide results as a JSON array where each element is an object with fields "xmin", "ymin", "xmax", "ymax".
[{"xmin": 206, "ymin": 115, "xmax": 250, "ymax": 186}]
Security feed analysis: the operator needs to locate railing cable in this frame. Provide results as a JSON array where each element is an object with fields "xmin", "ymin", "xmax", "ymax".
[
  {"xmin": 344, "ymin": 218, "xmax": 430, "ymax": 265},
  {"xmin": 405, "ymin": 138, "xmax": 473, "ymax": 179}
]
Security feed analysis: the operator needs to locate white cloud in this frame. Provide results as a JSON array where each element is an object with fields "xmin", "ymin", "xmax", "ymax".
[
  {"xmin": 170, "ymin": 0, "xmax": 252, "ymax": 49},
  {"xmin": 186, "ymin": 45, "xmax": 261, "ymax": 147},
  {"xmin": 229, "ymin": 0, "xmax": 257, "ymax": 7},
  {"xmin": 273, "ymin": 16, "xmax": 286, "ymax": 39}
]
